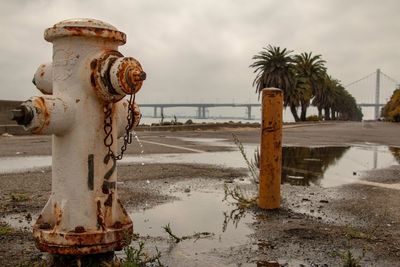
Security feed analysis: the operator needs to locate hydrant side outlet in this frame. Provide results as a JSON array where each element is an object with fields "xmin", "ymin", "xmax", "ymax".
[{"xmin": 13, "ymin": 18, "xmax": 146, "ymax": 255}]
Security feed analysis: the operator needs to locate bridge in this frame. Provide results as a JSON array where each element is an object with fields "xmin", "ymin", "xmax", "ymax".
[
  {"xmin": 140, "ymin": 102, "xmax": 386, "ymax": 120},
  {"xmin": 141, "ymin": 69, "xmax": 398, "ymax": 120}
]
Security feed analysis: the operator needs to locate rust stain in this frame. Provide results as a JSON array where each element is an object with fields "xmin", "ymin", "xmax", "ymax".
[
  {"xmin": 96, "ymin": 200, "xmax": 105, "ymax": 230},
  {"xmin": 90, "ymin": 51, "xmax": 123, "ymax": 103},
  {"xmin": 117, "ymin": 199, "xmax": 129, "ymax": 217},
  {"xmin": 62, "ymin": 26, "xmax": 126, "ymax": 44},
  {"xmin": 31, "ymin": 97, "xmax": 50, "ymax": 134},
  {"xmin": 33, "ymin": 220, "xmax": 133, "ymax": 255},
  {"xmin": 90, "ymin": 73, "xmax": 96, "ymax": 88},
  {"xmin": 104, "ymin": 193, "xmax": 113, "ymax": 207},
  {"xmin": 90, "ymin": 59, "xmax": 97, "ymax": 70},
  {"xmin": 54, "ymin": 202, "xmax": 62, "ymax": 228},
  {"xmin": 116, "ymin": 58, "xmax": 144, "ymax": 94},
  {"xmin": 39, "ymin": 223, "xmax": 52, "ymax": 230},
  {"xmin": 74, "ymin": 226, "xmax": 85, "ymax": 233},
  {"xmin": 112, "ymin": 221, "xmax": 123, "ymax": 229}
]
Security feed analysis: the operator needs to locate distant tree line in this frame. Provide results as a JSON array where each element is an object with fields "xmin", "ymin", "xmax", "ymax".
[{"xmin": 250, "ymin": 45, "xmax": 363, "ymax": 122}]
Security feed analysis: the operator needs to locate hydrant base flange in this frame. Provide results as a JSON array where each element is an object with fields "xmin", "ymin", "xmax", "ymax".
[{"xmin": 33, "ymin": 223, "xmax": 132, "ymax": 255}]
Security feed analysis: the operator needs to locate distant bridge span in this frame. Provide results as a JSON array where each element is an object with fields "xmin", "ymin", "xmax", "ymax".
[{"xmin": 139, "ymin": 103, "xmax": 384, "ymax": 120}]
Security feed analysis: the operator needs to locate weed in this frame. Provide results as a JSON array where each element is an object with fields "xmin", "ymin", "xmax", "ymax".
[
  {"xmin": 340, "ymin": 250, "xmax": 363, "ymax": 267},
  {"xmin": 9, "ymin": 192, "xmax": 30, "ymax": 202},
  {"xmin": 306, "ymin": 115, "xmax": 321, "ymax": 121},
  {"xmin": 232, "ymin": 133, "xmax": 259, "ymax": 184},
  {"xmin": 162, "ymin": 223, "xmax": 214, "ymax": 243},
  {"xmin": 0, "ymin": 224, "xmax": 12, "ymax": 235},
  {"xmin": 222, "ymin": 207, "xmax": 246, "ymax": 232},
  {"xmin": 121, "ymin": 241, "xmax": 162, "ymax": 267},
  {"xmin": 344, "ymin": 225, "xmax": 377, "ymax": 241},
  {"xmin": 223, "ymin": 184, "xmax": 257, "ymax": 209},
  {"xmin": 162, "ymin": 223, "xmax": 181, "ymax": 243}
]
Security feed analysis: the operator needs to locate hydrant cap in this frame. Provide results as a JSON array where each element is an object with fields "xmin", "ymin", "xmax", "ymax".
[{"xmin": 44, "ymin": 18, "xmax": 126, "ymax": 45}]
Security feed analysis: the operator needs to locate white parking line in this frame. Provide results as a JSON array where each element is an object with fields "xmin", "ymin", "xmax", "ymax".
[{"xmin": 140, "ymin": 140, "xmax": 206, "ymax": 153}]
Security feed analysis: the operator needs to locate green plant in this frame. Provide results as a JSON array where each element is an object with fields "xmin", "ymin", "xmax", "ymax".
[
  {"xmin": 223, "ymin": 184, "xmax": 257, "ymax": 209},
  {"xmin": 344, "ymin": 225, "xmax": 377, "ymax": 241},
  {"xmin": 10, "ymin": 192, "xmax": 30, "ymax": 202},
  {"xmin": 306, "ymin": 115, "xmax": 321, "ymax": 121},
  {"xmin": 0, "ymin": 224, "xmax": 12, "ymax": 235},
  {"xmin": 340, "ymin": 250, "xmax": 363, "ymax": 267},
  {"xmin": 121, "ymin": 241, "xmax": 162, "ymax": 267}
]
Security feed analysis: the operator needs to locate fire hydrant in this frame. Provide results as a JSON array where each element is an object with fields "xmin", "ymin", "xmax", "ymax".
[{"xmin": 10, "ymin": 18, "xmax": 145, "ymax": 254}]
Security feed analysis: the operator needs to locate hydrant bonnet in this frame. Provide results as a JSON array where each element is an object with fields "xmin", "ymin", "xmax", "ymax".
[{"xmin": 44, "ymin": 18, "xmax": 126, "ymax": 45}]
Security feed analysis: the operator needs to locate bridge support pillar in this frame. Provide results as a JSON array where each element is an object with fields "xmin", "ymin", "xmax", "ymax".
[
  {"xmin": 202, "ymin": 107, "xmax": 206, "ymax": 119},
  {"xmin": 153, "ymin": 107, "xmax": 157, "ymax": 118},
  {"xmin": 246, "ymin": 105, "xmax": 252, "ymax": 120}
]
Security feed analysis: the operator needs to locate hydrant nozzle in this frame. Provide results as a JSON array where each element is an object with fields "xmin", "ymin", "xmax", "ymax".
[{"xmin": 9, "ymin": 106, "xmax": 34, "ymax": 126}]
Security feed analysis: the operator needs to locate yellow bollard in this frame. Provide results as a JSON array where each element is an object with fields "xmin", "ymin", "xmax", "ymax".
[{"xmin": 258, "ymin": 88, "xmax": 283, "ymax": 209}]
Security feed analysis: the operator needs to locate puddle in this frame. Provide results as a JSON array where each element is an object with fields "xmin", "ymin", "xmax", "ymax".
[
  {"xmin": 130, "ymin": 190, "xmax": 254, "ymax": 251},
  {"xmin": 282, "ymin": 146, "xmax": 400, "ymax": 187},
  {"xmin": 0, "ymin": 155, "xmax": 50, "ymax": 173},
  {"xmin": 0, "ymin": 143, "xmax": 399, "ymax": 189}
]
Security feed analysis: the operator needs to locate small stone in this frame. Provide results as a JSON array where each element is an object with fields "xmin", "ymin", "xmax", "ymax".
[
  {"xmin": 25, "ymin": 213, "xmax": 32, "ymax": 221},
  {"xmin": 184, "ymin": 188, "xmax": 191, "ymax": 193}
]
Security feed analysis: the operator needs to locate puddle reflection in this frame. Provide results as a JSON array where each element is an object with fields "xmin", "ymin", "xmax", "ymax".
[
  {"xmin": 282, "ymin": 146, "xmax": 349, "ymax": 186},
  {"xmin": 282, "ymin": 146, "xmax": 400, "ymax": 187}
]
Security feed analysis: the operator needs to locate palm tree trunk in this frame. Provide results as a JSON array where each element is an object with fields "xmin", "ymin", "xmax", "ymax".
[
  {"xmin": 300, "ymin": 103, "xmax": 307, "ymax": 121},
  {"xmin": 318, "ymin": 107, "xmax": 322, "ymax": 119},
  {"xmin": 290, "ymin": 104, "xmax": 300, "ymax": 122},
  {"xmin": 324, "ymin": 107, "xmax": 331, "ymax": 120}
]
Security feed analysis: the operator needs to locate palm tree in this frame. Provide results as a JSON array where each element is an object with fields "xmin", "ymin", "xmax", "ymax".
[
  {"xmin": 312, "ymin": 73, "xmax": 330, "ymax": 119},
  {"xmin": 294, "ymin": 52, "xmax": 326, "ymax": 121},
  {"xmin": 321, "ymin": 76, "xmax": 341, "ymax": 120},
  {"xmin": 250, "ymin": 45, "xmax": 300, "ymax": 121}
]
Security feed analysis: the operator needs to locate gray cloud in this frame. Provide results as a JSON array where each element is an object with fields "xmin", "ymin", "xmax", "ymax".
[{"xmin": 0, "ymin": 0, "xmax": 399, "ymax": 106}]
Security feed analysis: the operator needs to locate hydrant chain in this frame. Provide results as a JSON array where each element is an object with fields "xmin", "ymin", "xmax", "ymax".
[{"xmin": 103, "ymin": 92, "xmax": 137, "ymax": 161}]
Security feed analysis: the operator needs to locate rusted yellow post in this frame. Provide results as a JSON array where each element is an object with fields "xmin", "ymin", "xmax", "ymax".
[{"xmin": 258, "ymin": 88, "xmax": 283, "ymax": 209}]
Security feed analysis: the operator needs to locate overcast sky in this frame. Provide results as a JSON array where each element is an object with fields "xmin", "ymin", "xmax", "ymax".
[{"xmin": 0, "ymin": 0, "xmax": 399, "ymax": 105}]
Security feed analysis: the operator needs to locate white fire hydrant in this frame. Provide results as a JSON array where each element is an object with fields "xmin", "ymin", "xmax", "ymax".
[{"xmin": 10, "ymin": 18, "xmax": 145, "ymax": 254}]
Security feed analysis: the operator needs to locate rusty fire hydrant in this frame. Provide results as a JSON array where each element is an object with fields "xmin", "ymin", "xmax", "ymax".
[{"xmin": 10, "ymin": 18, "xmax": 146, "ymax": 254}]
